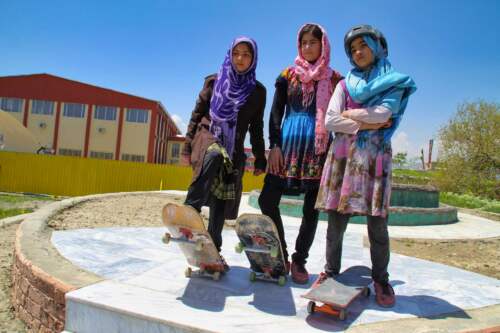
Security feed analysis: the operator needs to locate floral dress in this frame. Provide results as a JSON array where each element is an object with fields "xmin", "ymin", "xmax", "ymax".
[{"xmin": 316, "ymin": 80, "xmax": 393, "ymax": 217}]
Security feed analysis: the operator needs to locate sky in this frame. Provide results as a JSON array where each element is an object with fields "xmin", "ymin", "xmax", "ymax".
[{"xmin": 1, "ymin": 0, "xmax": 499, "ymax": 159}]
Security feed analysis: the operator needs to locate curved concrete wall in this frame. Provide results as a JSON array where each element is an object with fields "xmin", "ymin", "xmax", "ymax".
[{"xmin": 249, "ymin": 189, "xmax": 458, "ymax": 226}]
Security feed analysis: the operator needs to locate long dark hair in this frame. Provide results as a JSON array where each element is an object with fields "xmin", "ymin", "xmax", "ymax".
[{"xmin": 299, "ymin": 24, "xmax": 323, "ymax": 42}]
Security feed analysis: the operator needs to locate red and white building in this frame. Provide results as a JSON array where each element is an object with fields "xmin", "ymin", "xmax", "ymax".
[{"xmin": 0, "ymin": 73, "xmax": 182, "ymax": 163}]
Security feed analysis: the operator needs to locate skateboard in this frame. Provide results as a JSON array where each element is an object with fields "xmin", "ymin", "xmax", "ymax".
[
  {"xmin": 162, "ymin": 203, "xmax": 225, "ymax": 281},
  {"xmin": 234, "ymin": 213, "xmax": 287, "ymax": 286},
  {"xmin": 302, "ymin": 265, "xmax": 372, "ymax": 320}
]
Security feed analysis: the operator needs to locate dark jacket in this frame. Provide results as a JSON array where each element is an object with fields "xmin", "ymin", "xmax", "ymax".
[{"xmin": 183, "ymin": 74, "xmax": 267, "ymax": 218}]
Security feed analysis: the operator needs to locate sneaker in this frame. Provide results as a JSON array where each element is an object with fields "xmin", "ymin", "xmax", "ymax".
[
  {"xmin": 291, "ymin": 261, "xmax": 309, "ymax": 284},
  {"xmin": 374, "ymin": 281, "xmax": 395, "ymax": 308},
  {"xmin": 311, "ymin": 272, "xmax": 329, "ymax": 288}
]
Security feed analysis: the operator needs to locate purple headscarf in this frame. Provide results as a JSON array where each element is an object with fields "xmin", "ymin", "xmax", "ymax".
[{"xmin": 209, "ymin": 36, "xmax": 258, "ymax": 158}]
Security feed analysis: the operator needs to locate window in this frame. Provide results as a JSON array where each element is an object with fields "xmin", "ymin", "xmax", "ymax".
[
  {"xmin": 0, "ymin": 97, "xmax": 23, "ymax": 112},
  {"xmin": 94, "ymin": 105, "xmax": 117, "ymax": 121},
  {"xmin": 122, "ymin": 153, "xmax": 145, "ymax": 162},
  {"xmin": 126, "ymin": 108, "xmax": 149, "ymax": 123},
  {"xmin": 58, "ymin": 148, "xmax": 82, "ymax": 157},
  {"xmin": 63, "ymin": 103, "xmax": 85, "ymax": 118},
  {"xmin": 171, "ymin": 143, "xmax": 180, "ymax": 158},
  {"xmin": 32, "ymin": 100, "xmax": 54, "ymax": 115},
  {"xmin": 90, "ymin": 151, "xmax": 113, "ymax": 160}
]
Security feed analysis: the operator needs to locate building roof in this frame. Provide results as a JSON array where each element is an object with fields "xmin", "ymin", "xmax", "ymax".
[{"xmin": 0, "ymin": 73, "xmax": 181, "ymax": 135}]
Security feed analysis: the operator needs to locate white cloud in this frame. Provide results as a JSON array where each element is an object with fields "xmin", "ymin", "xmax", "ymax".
[
  {"xmin": 392, "ymin": 131, "xmax": 439, "ymax": 161},
  {"xmin": 171, "ymin": 114, "xmax": 187, "ymax": 135},
  {"xmin": 392, "ymin": 131, "xmax": 410, "ymax": 155}
]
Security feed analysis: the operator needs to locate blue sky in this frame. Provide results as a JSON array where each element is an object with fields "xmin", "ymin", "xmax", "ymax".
[{"xmin": 1, "ymin": 0, "xmax": 499, "ymax": 158}]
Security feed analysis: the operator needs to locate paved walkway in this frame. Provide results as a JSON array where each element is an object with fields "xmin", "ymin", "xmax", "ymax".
[
  {"xmin": 205, "ymin": 191, "xmax": 500, "ymax": 240},
  {"xmin": 50, "ymin": 191, "xmax": 500, "ymax": 333}
]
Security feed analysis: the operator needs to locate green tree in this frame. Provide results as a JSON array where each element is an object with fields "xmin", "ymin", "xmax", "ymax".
[
  {"xmin": 393, "ymin": 152, "xmax": 408, "ymax": 169},
  {"xmin": 436, "ymin": 101, "xmax": 499, "ymax": 199}
]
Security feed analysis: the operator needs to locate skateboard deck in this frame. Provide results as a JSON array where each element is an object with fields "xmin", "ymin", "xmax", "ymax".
[
  {"xmin": 162, "ymin": 203, "xmax": 225, "ymax": 281},
  {"xmin": 235, "ymin": 213, "xmax": 287, "ymax": 286},
  {"xmin": 302, "ymin": 265, "xmax": 372, "ymax": 320}
]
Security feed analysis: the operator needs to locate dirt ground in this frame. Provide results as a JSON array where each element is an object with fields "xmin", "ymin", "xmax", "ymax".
[
  {"xmin": 48, "ymin": 193, "xmax": 185, "ymax": 231},
  {"xmin": 0, "ymin": 223, "xmax": 27, "ymax": 333},
  {"xmin": 1, "ymin": 192, "xmax": 499, "ymax": 331},
  {"xmin": 391, "ymin": 237, "xmax": 500, "ymax": 279}
]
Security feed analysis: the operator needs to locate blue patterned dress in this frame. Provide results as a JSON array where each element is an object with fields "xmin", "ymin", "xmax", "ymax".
[{"xmin": 268, "ymin": 68, "xmax": 341, "ymax": 191}]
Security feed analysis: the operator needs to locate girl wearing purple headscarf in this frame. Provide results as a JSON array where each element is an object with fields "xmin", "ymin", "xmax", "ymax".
[{"xmin": 182, "ymin": 37, "xmax": 267, "ymax": 268}]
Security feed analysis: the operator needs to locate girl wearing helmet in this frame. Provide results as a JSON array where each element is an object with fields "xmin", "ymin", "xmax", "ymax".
[
  {"xmin": 315, "ymin": 25, "xmax": 417, "ymax": 307},
  {"xmin": 258, "ymin": 23, "xmax": 343, "ymax": 284}
]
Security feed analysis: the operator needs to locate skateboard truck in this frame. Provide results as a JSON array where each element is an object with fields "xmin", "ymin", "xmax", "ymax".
[
  {"xmin": 235, "ymin": 242, "xmax": 285, "ymax": 285},
  {"xmin": 185, "ymin": 264, "xmax": 223, "ymax": 281},
  {"xmin": 163, "ymin": 232, "xmax": 204, "ymax": 251},
  {"xmin": 235, "ymin": 242, "xmax": 279, "ymax": 258},
  {"xmin": 249, "ymin": 267, "xmax": 286, "ymax": 286}
]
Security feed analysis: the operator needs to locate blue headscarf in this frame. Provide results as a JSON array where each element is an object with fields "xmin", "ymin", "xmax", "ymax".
[
  {"xmin": 345, "ymin": 35, "xmax": 417, "ymax": 144},
  {"xmin": 209, "ymin": 37, "xmax": 258, "ymax": 158}
]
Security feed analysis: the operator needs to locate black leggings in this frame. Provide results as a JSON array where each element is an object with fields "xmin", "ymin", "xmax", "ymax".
[
  {"xmin": 325, "ymin": 211, "xmax": 390, "ymax": 283},
  {"xmin": 184, "ymin": 150, "xmax": 226, "ymax": 252},
  {"xmin": 258, "ymin": 174, "xmax": 320, "ymax": 264}
]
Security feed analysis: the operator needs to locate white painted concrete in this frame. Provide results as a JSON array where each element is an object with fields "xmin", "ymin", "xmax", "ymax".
[{"xmin": 53, "ymin": 195, "xmax": 500, "ymax": 333}]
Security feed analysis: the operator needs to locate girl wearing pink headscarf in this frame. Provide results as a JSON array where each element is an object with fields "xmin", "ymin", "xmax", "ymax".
[{"xmin": 259, "ymin": 23, "xmax": 342, "ymax": 284}]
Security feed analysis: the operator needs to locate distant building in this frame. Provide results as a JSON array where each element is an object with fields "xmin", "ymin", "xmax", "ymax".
[
  {"xmin": 0, "ymin": 73, "xmax": 183, "ymax": 163},
  {"xmin": 166, "ymin": 136, "xmax": 185, "ymax": 164}
]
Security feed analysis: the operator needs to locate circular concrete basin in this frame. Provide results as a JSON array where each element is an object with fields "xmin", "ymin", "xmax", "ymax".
[{"xmin": 248, "ymin": 184, "xmax": 458, "ymax": 226}]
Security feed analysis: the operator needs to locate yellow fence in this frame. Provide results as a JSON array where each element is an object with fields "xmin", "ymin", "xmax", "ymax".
[{"xmin": 0, "ymin": 151, "xmax": 265, "ymax": 197}]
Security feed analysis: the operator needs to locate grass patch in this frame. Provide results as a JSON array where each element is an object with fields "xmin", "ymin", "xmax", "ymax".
[
  {"xmin": 0, "ymin": 208, "xmax": 33, "ymax": 219},
  {"xmin": 393, "ymin": 169, "xmax": 432, "ymax": 178},
  {"xmin": 0, "ymin": 194, "xmax": 55, "ymax": 204},
  {"xmin": 440, "ymin": 192, "xmax": 500, "ymax": 214},
  {"xmin": 392, "ymin": 169, "xmax": 435, "ymax": 185}
]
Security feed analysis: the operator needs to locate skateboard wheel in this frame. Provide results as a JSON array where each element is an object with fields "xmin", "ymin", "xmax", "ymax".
[
  {"xmin": 195, "ymin": 239, "xmax": 204, "ymax": 251},
  {"xmin": 185, "ymin": 267, "xmax": 192, "ymax": 278},
  {"xmin": 339, "ymin": 309, "xmax": 347, "ymax": 321},
  {"xmin": 213, "ymin": 271, "xmax": 221, "ymax": 281},
  {"xmin": 270, "ymin": 246, "xmax": 278, "ymax": 258},
  {"xmin": 278, "ymin": 275, "xmax": 286, "ymax": 286},
  {"xmin": 162, "ymin": 233, "xmax": 171, "ymax": 244},
  {"xmin": 249, "ymin": 271, "xmax": 257, "ymax": 282},
  {"xmin": 363, "ymin": 287, "xmax": 371, "ymax": 297},
  {"xmin": 307, "ymin": 301, "xmax": 316, "ymax": 314},
  {"xmin": 235, "ymin": 242, "xmax": 244, "ymax": 254}
]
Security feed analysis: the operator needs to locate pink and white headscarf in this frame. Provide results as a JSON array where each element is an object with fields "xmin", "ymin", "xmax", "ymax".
[{"xmin": 294, "ymin": 23, "xmax": 334, "ymax": 155}]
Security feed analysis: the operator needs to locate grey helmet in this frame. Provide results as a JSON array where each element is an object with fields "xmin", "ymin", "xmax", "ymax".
[{"xmin": 344, "ymin": 24, "xmax": 388, "ymax": 58}]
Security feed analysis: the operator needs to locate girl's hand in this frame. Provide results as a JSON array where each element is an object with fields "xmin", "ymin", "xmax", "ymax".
[
  {"xmin": 181, "ymin": 154, "xmax": 191, "ymax": 166},
  {"xmin": 315, "ymin": 133, "xmax": 327, "ymax": 155},
  {"xmin": 267, "ymin": 147, "xmax": 284, "ymax": 176},
  {"xmin": 253, "ymin": 168, "xmax": 264, "ymax": 176},
  {"xmin": 382, "ymin": 119, "xmax": 393, "ymax": 128},
  {"xmin": 341, "ymin": 110, "xmax": 353, "ymax": 119},
  {"xmin": 358, "ymin": 119, "xmax": 392, "ymax": 130}
]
